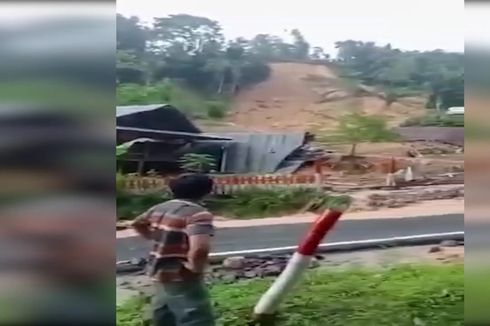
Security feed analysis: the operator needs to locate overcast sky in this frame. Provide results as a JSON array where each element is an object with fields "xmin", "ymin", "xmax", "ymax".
[{"xmin": 117, "ymin": 0, "xmax": 464, "ymax": 55}]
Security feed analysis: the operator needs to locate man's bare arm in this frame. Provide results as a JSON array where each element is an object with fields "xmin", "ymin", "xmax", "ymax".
[
  {"xmin": 131, "ymin": 210, "xmax": 153, "ymax": 240},
  {"xmin": 185, "ymin": 211, "xmax": 214, "ymax": 273},
  {"xmin": 185, "ymin": 234, "xmax": 211, "ymax": 273}
]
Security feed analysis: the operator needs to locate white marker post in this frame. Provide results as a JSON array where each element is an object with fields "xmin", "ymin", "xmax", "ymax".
[{"xmin": 253, "ymin": 207, "xmax": 347, "ymax": 322}]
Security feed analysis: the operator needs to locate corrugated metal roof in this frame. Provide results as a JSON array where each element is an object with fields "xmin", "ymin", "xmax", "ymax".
[
  {"xmin": 220, "ymin": 133, "xmax": 305, "ymax": 174},
  {"xmin": 117, "ymin": 126, "xmax": 233, "ymax": 141},
  {"xmin": 116, "ymin": 104, "xmax": 201, "ymax": 134},
  {"xmin": 116, "ymin": 104, "xmax": 169, "ymax": 118}
]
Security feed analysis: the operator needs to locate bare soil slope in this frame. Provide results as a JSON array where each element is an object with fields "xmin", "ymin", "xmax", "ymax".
[{"xmin": 227, "ymin": 62, "xmax": 426, "ymax": 132}]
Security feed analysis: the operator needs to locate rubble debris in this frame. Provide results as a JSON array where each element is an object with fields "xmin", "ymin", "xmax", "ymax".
[
  {"xmin": 440, "ymin": 240, "xmax": 459, "ymax": 247},
  {"xmin": 222, "ymin": 256, "xmax": 247, "ymax": 269},
  {"xmin": 428, "ymin": 246, "xmax": 442, "ymax": 253},
  {"xmin": 364, "ymin": 187, "xmax": 464, "ymax": 210}
]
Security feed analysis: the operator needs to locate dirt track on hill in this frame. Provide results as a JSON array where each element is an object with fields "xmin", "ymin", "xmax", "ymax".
[{"xmin": 227, "ymin": 62, "xmax": 426, "ymax": 133}]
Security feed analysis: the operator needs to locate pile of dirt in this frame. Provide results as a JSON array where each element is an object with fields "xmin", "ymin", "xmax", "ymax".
[{"xmin": 227, "ymin": 62, "xmax": 426, "ymax": 132}]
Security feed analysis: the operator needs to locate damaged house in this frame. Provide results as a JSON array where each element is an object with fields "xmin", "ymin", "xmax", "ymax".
[{"xmin": 117, "ymin": 104, "xmax": 323, "ymax": 175}]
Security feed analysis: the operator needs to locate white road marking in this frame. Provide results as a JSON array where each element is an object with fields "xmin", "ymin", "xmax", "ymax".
[
  {"xmin": 209, "ymin": 231, "xmax": 464, "ymax": 257},
  {"xmin": 116, "ymin": 231, "xmax": 464, "ymax": 265}
]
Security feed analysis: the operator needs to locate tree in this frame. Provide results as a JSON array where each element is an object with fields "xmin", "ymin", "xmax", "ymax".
[
  {"xmin": 332, "ymin": 113, "xmax": 399, "ymax": 157},
  {"xmin": 151, "ymin": 14, "xmax": 224, "ymax": 56},
  {"xmin": 427, "ymin": 74, "xmax": 464, "ymax": 110},
  {"xmin": 334, "ymin": 40, "xmax": 464, "ymax": 111},
  {"xmin": 117, "ymin": 14, "xmax": 147, "ymax": 55},
  {"xmin": 311, "ymin": 47, "xmax": 328, "ymax": 60},
  {"xmin": 117, "ymin": 50, "xmax": 148, "ymax": 84},
  {"xmin": 179, "ymin": 153, "xmax": 217, "ymax": 173},
  {"xmin": 117, "ymin": 15, "xmax": 149, "ymax": 84},
  {"xmin": 290, "ymin": 29, "xmax": 310, "ymax": 60},
  {"xmin": 335, "ymin": 40, "xmax": 463, "ymax": 94},
  {"xmin": 203, "ymin": 56, "xmax": 229, "ymax": 94}
]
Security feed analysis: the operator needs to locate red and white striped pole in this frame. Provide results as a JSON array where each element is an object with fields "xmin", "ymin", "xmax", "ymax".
[{"xmin": 253, "ymin": 207, "xmax": 347, "ymax": 319}]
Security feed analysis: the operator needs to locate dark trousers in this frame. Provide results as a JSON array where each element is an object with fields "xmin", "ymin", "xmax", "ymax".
[{"xmin": 152, "ymin": 279, "xmax": 215, "ymax": 326}]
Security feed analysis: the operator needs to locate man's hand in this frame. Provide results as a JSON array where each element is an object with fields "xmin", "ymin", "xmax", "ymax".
[{"xmin": 131, "ymin": 211, "xmax": 153, "ymax": 240}]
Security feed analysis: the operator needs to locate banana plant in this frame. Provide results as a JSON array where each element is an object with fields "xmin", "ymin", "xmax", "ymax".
[{"xmin": 116, "ymin": 138, "xmax": 155, "ymax": 158}]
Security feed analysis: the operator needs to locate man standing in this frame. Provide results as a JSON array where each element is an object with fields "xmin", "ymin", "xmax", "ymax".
[{"xmin": 132, "ymin": 174, "xmax": 215, "ymax": 326}]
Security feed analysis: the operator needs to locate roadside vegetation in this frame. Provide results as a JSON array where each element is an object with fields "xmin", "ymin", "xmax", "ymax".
[
  {"xmin": 322, "ymin": 112, "xmax": 399, "ymax": 157},
  {"xmin": 401, "ymin": 112, "xmax": 464, "ymax": 127},
  {"xmin": 205, "ymin": 188, "xmax": 349, "ymax": 219},
  {"xmin": 117, "ymin": 188, "xmax": 349, "ymax": 220},
  {"xmin": 117, "ymin": 264, "xmax": 463, "ymax": 326}
]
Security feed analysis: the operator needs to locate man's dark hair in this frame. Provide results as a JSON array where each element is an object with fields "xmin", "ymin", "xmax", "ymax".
[{"xmin": 168, "ymin": 174, "xmax": 214, "ymax": 200}]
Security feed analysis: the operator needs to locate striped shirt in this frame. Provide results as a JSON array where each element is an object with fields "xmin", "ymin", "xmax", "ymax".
[{"xmin": 135, "ymin": 199, "xmax": 214, "ymax": 282}]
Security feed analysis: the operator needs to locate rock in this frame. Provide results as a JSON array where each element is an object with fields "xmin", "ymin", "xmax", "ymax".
[
  {"xmin": 262, "ymin": 264, "xmax": 283, "ymax": 277},
  {"xmin": 387, "ymin": 201, "xmax": 405, "ymax": 208},
  {"xmin": 257, "ymin": 254, "xmax": 273, "ymax": 260},
  {"xmin": 385, "ymin": 199, "xmax": 396, "ymax": 207},
  {"xmin": 440, "ymin": 240, "xmax": 459, "ymax": 247},
  {"xmin": 222, "ymin": 256, "xmax": 246, "ymax": 269},
  {"xmin": 368, "ymin": 200, "xmax": 382, "ymax": 207},
  {"xmin": 244, "ymin": 270, "xmax": 258, "ymax": 278},
  {"xmin": 137, "ymin": 286, "xmax": 155, "ymax": 297},
  {"xmin": 117, "ymin": 280, "xmax": 130, "ymax": 287},
  {"xmin": 428, "ymin": 246, "xmax": 442, "ymax": 253},
  {"xmin": 221, "ymin": 271, "xmax": 238, "ymax": 283}
]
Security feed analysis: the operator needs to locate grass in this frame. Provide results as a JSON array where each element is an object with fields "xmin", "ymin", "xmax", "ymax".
[
  {"xmin": 206, "ymin": 188, "xmax": 350, "ymax": 219},
  {"xmin": 116, "ymin": 82, "xmax": 229, "ymax": 119},
  {"xmin": 117, "ymin": 264, "xmax": 464, "ymax": 326},
  {"xmin": 117, "ymin": 188, "xmax": 350, "ymax": 220}
]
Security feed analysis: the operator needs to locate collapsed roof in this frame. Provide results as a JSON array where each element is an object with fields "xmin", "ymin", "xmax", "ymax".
[
  {"xmin": 219, "ymin": 133, "xmax": 310, "ymax": 174},
  {"xmin": 117, "ymin": 104, "xmax": 231, "ymax": 143},
  {"xmin": 117, "ymin": 104, "xmax": 201, "ymax": 134},
  {"xmin": 116, "ymin": 104, "xmax": 321, "ymax": 174}
]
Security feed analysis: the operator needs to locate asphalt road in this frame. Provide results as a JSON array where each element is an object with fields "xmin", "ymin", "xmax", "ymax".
[{"xmin": 117, "ymin": 214, "xmax": 464, "ymax": 261}]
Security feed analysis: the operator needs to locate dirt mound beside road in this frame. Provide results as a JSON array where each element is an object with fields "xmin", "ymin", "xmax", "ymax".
[{"xmin": 228, "ymin": 62, "xmax": 426, "ymax": 132}]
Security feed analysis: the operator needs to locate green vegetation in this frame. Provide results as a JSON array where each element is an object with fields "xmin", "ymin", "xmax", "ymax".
[
  {"xmin": 117, "ymin": 264, "xmax": 463, "ymax": 326},
  {"xmin": 335, "ymin": 41, "xmax": 464, "ymax": 109},
  {"xmin": 117, "ymin": 187, "xmax": 349, "ymax": 220},
  {"xmin": 401, "ymin": 113, "xmax": 464, "ymax": 127},
  {"xmin": 179, "ymin": 153, "xmax": 218, "ymax": 173},
  {"xmin": 327, "ymin": 113, "xmax": 399, "ymax": 156},
  {"xmin": 206, "ymin": 101, "xmax": 227, "ymax": 119},
  {"xmin": 117, "ymin": 82, "xmax": 229, "ymax": 119},
  {"xmin": 117, "ymin": 14, "xmax": 463, "ymax": 117},
  {"xmin": 116, "ymin": 14, "xmax": 331, "ymax": 117},
  {"xmin": 206, "ymin": 188, "xmax": 350, "ymax": 219}
]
